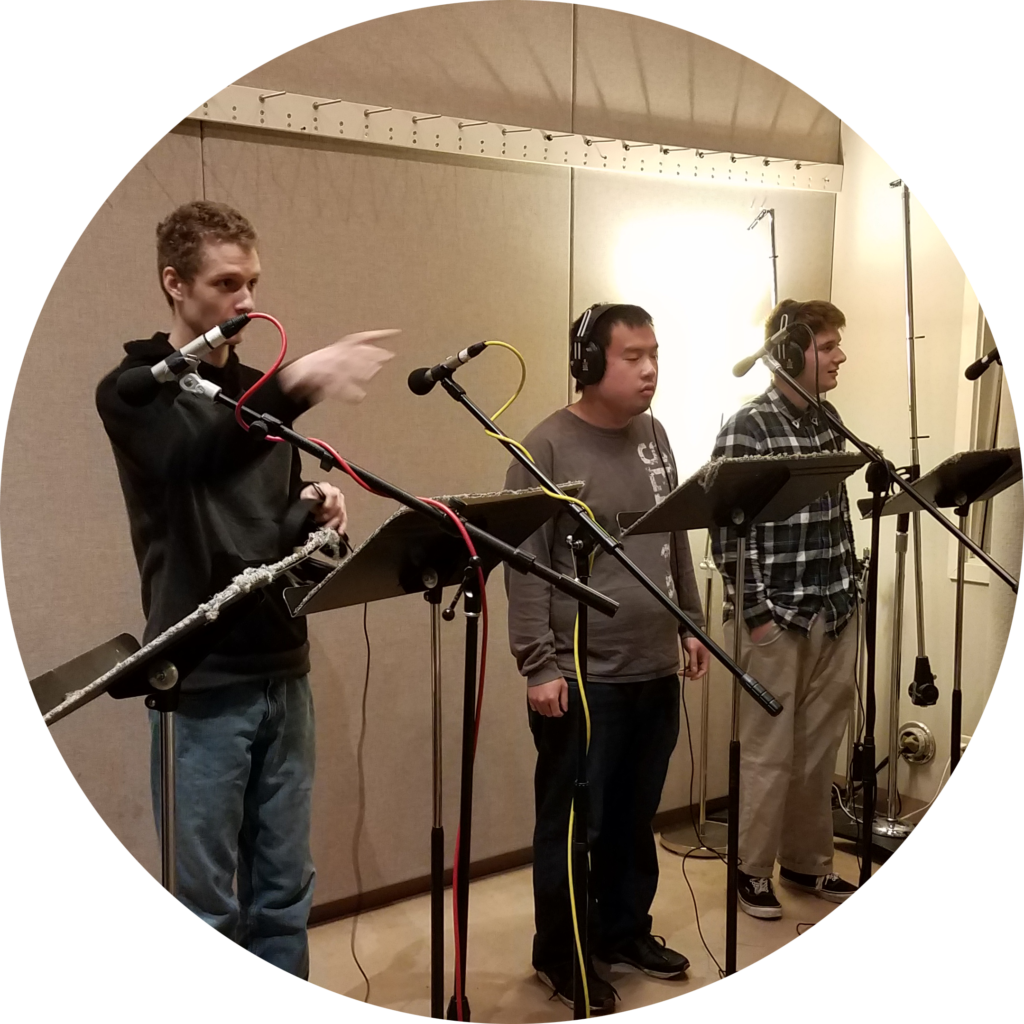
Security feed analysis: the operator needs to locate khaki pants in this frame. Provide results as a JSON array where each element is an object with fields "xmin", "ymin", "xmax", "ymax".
[{"xmin": 725, "ymin": 612, "xmax": 857, "ymax": 879}]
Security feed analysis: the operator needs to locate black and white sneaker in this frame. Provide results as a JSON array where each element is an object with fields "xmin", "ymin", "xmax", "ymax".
[
  {"xmin": 536, "ymin": 961, "xmax": 617, "ymax": 1015},
  {"xmin": 737, "ymin": 870, "xmax": 783, "ymax": 919},
  {"xmin": 779, "ymin": 868, "xmax": 857, "ymax": 903},
  {"xmin": 599, "ymin": 934, "xmax": 689, "ymax": 979}
]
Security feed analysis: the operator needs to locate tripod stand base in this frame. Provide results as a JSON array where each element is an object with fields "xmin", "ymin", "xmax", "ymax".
[
  {"xmin": 871, "ymin": 815, "xmax": 914, "ymax": 839},
  {"xmin": 659, "ymin": 818, "xmax": 728, "ymax": 857}
]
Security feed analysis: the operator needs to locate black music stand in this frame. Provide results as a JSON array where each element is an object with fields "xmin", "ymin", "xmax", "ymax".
[
  {"xmin": 621, "ymin": 450, "xmax": 868, "ymax": 976},
  {"xmin": 287, "ymin": 485, "xmax": 584, "ymax": 1022},
  {"xmin": 33, "ymin": 532, "xmax": 338, "ymax": 896},
  {"xmin": 861, "ymin": 447, "xmax": 1020, "ymax": 783}
]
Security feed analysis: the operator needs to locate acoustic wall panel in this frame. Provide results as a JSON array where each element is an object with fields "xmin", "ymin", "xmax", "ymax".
[{"xmin": 201, "ymin": 123, "xmax": 571, "ymax": 901}]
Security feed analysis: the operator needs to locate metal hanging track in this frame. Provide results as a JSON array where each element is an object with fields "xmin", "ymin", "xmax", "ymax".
[{"xmin": 190, "ymin": 85, "xmax": 843, "ymax": 193}]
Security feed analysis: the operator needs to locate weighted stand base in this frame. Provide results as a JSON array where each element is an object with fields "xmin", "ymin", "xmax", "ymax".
[
  {"xmin": 659, "ymin": 819, "xmax": 728, "ymax": 857},
  {"xmin": 835, "ymin": 806, "xmax": 933, "ymax": 864},
  {"xmin": 871, "ymin": 815, "xmax": 914, "ymax": 839}
]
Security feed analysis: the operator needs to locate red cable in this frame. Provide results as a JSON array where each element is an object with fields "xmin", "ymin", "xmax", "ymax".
[
  {"xmin": 233, "ymin": 311, "xmax": 288, "ymax": 440},
  {"xmin": 310, "ymin": 470, "xmax": 485, "ymax": 1021},
  {"xmin": 447, "ymin": 614, "xmax": 485, "ymax": 1023},
  {"xmin": 235, "ymin": 321, "xmax": 488, "ymax": 1020},
  {"xmin": 416, "ymin": 499, "xmax": 487, "ymax": 1022}
]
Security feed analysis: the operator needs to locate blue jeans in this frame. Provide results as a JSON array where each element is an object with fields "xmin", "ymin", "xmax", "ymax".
[{"xmin": 150, "ymin": 675, "xmax": 316, "ymax": 977}]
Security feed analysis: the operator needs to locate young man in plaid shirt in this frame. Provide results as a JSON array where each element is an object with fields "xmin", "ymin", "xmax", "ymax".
[{"xmin": 712, "ymin": 298, "xmax": 859, "ymax": 919}]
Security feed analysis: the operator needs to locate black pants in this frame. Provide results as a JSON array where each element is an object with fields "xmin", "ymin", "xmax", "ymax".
[{"xmin": 528, "ymin": 675, "xmax": 680, "ymax": 971}]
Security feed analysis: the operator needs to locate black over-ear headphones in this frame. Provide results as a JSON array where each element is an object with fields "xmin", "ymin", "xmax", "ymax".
[
  {"xmin": 769, "ymin": 305, "xmax": 814, "ymax": 377},
  {"xmin": 570, "ymin": 302, "xmax": 617, "ymax": 386}
]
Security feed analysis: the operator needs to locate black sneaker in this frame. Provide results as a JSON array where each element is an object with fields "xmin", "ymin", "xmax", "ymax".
[
  {"xmin": 600, "ymin": 934, "xmax": 689, "ymax": 979},
  {"xmin": 737, "ymin": 870, "xmax": 782, "ymax": 919},
  {"xmin": 536, "ymin": 960, "xmax": 617, "ymax": 1015},
  {"xmin": 779, "ymin": 868, "xmax": 857, "ymax": 903}
]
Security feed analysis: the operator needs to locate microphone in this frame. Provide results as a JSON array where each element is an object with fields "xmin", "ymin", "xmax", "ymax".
[
  {"xmin": 408, "ymin": 341, "xmax": 487, "ymax": 395},
  {"xmin": 964, "ymin": 347, "xmax": 1000, "ymax": 381},
  {"xmin": 116, "ymin": 314, "xmax": 251, "ymax": 406},
  {"xmin": 732, "ymin": 322, "xmax": 791, "ymax": 377}
]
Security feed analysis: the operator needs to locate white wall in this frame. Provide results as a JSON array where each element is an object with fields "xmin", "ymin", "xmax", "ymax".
[{"xmin": 831, "ymin": 125, "xmax": 1021, "ymax": 805}]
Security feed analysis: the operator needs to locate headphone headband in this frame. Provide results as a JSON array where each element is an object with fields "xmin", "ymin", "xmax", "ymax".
[
  {"xmin": 574, "ymin": 302, "xmax": 617, "ymax": 342},
  {"xmin": 570, "ymin": 302, "xmax": 617, "ymax": 386}
]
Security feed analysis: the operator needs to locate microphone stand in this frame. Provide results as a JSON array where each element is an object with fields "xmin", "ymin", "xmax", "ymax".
[
  {"xmin": 423, "ymin": 372, "xmax": 782, "ymax": 1019},
  {"xmin": 568, "ymin": 533, "xmax": 595, "ymax": 1020},
  {"xmin": 759, "ymin": 353, "xmax": 1018, "ymax": 886},
  {"xmin": 177, "ymin": 375, "xmax": 617, "ymax": 620},
  {"xmin": 179, "ymin": 373, "xmax": 619, "ymax": 1020},
  {"xmin": 430, "ymin": 371, "xmax": 784, "ymax": 716}
]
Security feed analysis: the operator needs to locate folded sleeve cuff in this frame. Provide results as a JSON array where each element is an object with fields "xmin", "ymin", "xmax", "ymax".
[{"xmin": 526, "ymin": 663, "xmax": 564, "ymax": 688}]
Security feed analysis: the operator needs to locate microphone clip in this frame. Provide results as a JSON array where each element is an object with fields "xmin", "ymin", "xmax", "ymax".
[{"xmin": 441, "ymin": 557, "xmax": 484, "ymax": 620}]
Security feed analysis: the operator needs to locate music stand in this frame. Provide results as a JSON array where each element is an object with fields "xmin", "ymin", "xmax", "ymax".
[
  {"xmin": 622, "ymin": 450, "xmax": 868, "ymax": 976},
  {"xmin": 288, "ymin": 485, "xmax": 584, "ymax": 1021},
  {"xmin": 33, "ymin": 529, "xmax": 339, "ymax": 896},
  {"xmin": 861, "ymin": 447, "xmax": 1020, "ymax": 799}
]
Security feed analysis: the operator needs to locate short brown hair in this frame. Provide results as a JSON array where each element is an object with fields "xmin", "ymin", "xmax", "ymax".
[
  {"xmin": 765, "ymin": 298, "xmax": 846, "ymax": 347},
  {"xmin": 156, "ymin": 200, "xmax": 258, "ymax": 307}
]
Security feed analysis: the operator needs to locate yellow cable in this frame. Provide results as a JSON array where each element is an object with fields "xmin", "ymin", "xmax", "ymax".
[
  {"xmin": 490, "ymin": 337, "xmax": 598, "ymax": 1012},
  {"xmin": 566, "ymin": 549, "xmax": 596, "ymax": 1017},
  {"xmin": 567, "ymin": 800, "xmax": 591, "ymax": 1017},
  {"xmin": 481, "ymin": 340, "xmax": 600, "ymax": 525},
  {"xmin": 482, "ymin": 340, "xmax": 526, "ymax": 421},
  {"xmin": 572, "ymin": 607, "xmax": 593, "ymax": 748},
  {"xmin": 487, "ymin": 427, "xmax": 598, "ymax": 523}
]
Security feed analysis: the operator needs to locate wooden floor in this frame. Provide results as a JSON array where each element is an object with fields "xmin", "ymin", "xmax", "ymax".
[{"xmin": 308, "ymin": 838, "xmax": 870, "ymax": 1019}]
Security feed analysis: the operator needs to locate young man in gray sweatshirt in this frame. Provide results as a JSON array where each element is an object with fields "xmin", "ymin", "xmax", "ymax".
[{"xmin": 504, "ymin": 303, "xmax": 709, "ymax": 1013}]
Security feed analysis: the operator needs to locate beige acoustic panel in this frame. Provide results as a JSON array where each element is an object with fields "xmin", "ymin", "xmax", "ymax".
[
  {"xmin": 570, "ymin": 167, "xmax": 837, "ymax": 812},
  {"xmin": 0, "ymin": 134, "xmax": 161, "ymax": 389},
  {"xmin": 1, "ymin": 124, "xmax": 205, "ymax": 879},
  {"xmin": 237, "ymin": 1, "xmax": 574, "ymax": 137},
  {"xmin": 201, "ymin": 124, "xmax": 571, "ymax": 903}
]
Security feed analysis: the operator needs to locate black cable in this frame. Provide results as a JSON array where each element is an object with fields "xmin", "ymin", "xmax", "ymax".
[
  {"xmin": 679, "ymin": 676, "xmax": 726, "ymax": 979},
  {"xmin": 349, "ymin": 602, "xmax": 372, "ymax": 1003},
  {"xmin": 795, "ymin": 922, "xmax": 814, "ymax": 936},
  {"xmin": 649, "ymin": 410, "xmax": 674, "ymax": 493},
  {"xmin": 651, "ymin": 423, "xmax": 728, "ymax": 976}
]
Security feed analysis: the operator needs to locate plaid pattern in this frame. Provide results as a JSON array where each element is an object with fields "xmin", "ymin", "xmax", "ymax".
[{"xmin": 711, "ymin": 387, "xmax": 858, "ymax": 637}]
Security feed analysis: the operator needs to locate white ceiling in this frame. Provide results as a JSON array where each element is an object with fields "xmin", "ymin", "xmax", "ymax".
[{"xmin": 573, "ymin": 1, "xmax": 1024, "ymax": 159}]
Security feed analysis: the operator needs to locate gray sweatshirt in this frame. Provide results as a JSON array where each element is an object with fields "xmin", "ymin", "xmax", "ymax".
[{"xmin": 504, "ymin": 407, "xmax": 704, "ymax": 687}]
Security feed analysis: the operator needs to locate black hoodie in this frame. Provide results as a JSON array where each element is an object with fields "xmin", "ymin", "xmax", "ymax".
[{"xmin": 96, "ymin": 333, "xmax": 312, "ymax": 690}]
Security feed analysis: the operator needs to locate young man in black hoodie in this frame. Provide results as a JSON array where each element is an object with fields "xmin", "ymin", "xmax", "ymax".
[{"xmin": 96, "ymin": 200, "xmax": 395, "ymax": 978}]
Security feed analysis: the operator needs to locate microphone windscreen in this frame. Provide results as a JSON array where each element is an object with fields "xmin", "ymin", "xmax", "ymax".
[
  {"xmin": 732, "ymin": 351, "xmax": 762, "ymax": 377},
  {"xmin": 962, "ymin": 356, "xmax": 987, "ymax": 380},
  {"xmin": 116, "ymin": 366, "xmax": 162, "ymax": 406},
  {"xmin": 407, "ymin": 367, "xmax": 436, "ymax": 396}
]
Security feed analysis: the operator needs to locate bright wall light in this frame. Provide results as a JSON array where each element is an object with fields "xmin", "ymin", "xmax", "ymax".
[{"xmin": 613, "ymin": 208, "xmax": 777, "ymax": 480}]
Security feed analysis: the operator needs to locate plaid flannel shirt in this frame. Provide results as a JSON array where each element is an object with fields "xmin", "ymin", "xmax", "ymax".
[{"xmin": 711, "ymin": 386, "xmax": 858, "ymax": 638}]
